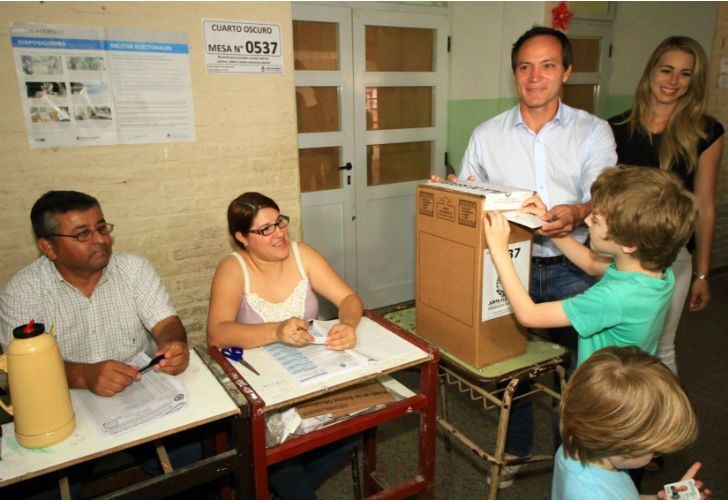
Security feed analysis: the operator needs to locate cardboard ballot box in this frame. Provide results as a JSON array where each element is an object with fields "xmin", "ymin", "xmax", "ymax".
[{"xmin": 416, "ymin": 181, "xmax": 533, "ymax": 367}]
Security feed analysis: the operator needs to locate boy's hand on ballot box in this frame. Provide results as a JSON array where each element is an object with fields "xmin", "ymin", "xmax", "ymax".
[
  {"xmin": 483, "ymin": 211, "xmax": 511, "ymax": 259},
  {"xmin": 519, "ymin": 194, "xmax": 548, "ymax": 218},
  {"xmin": 518, "ymin": 195, "xmax": 581, "ymax": 237}
]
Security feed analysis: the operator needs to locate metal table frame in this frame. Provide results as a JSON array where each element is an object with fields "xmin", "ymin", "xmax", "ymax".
[
  {"xmin": 384, "ymin": 307, "xmax": 568, "ymax": 500},
  {"xmin": 208, "ymin": 310, "xmax": 440, "ymax": 499}
]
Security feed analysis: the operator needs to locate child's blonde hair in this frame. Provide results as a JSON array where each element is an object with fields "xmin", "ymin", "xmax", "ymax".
[
  {"xmin": 590, "ymin": 165, "xmax": 698, "ymax": 271},
  {"xmin": 560, "ymin": 346, "xmax": 697, "ymax": 465}
]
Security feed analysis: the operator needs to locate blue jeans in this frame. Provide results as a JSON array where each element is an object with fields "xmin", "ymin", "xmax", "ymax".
[
  {"xmin": 504, "ymin": 260, "xmax": 593, "ymax": 458},
  {"xmin": 268, "ymin": 434, "xmax": 359, "ymax": 500}
]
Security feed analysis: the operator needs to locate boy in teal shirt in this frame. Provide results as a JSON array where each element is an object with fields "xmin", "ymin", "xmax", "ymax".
[{"xmin": 483, "ymin": 166, "xmax": 697, "ymax": 366}]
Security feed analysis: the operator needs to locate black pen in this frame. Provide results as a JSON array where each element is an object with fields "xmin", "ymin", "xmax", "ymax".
[
  {"xmin": 139, "ymin": 354, "xmax": 165, "ymax": 373},
  {"xmin": 296, "ymin": 319, "xmax": 314, "ymax": 333}
]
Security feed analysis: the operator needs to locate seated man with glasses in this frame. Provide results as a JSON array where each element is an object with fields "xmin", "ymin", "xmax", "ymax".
[
  {"xmin": 0, "ymin": 190, "xmax": 199, "ymax": 497},
  {"xmin": 0, "ymin": 190, "xmax": 190, "ymax": 396}
]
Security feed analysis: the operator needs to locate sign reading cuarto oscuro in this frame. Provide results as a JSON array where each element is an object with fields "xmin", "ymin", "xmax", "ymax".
[
  {"xmin": 202, "ymin": 20, "xmax": 282, "ymax": 74},
  {"xmin": 11, "ymin": 22, "xmax": 195, "ymax": 149}
]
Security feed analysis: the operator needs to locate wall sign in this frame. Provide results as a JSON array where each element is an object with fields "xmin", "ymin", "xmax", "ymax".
[{"xmin": 202, "ymin": 19, "xmax": 282, "ymax": 74}]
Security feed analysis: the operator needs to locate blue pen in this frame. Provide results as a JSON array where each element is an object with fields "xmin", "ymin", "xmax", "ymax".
[{"xmin": 221, "ymin": 347, "xmax": 261, "ymax": 376}]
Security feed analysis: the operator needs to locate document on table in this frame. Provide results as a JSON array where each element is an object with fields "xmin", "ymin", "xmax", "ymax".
[
  {"xmin": 309, "ymin": 320, "xmax": 330, "ymax": 345},
  {"xmin": 74, "ymin": 352, "xmax": 187, "ymax": 437},
  {"xmin": 264, "ymin": 337, "xmax": 368, "ymax": 385}
]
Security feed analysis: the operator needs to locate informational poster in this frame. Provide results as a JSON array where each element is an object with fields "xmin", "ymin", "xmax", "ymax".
[
  {"xmin": 202, "ymin": 19, "xmax": 282, "ymax": 74},
  {"xmin": 11, "ymin": 22, "xmax": 195, "ymax": 149},
  {"xmin": 482, "ymin": 240, "xmax": 532, "ymax": 321}
]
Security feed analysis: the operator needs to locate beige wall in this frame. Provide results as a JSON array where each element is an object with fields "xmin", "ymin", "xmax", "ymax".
[
  {"xmin": 0, "ymin": 2, "xmax": 300, "ymax": 346},
  {"xmin": 608, "ymin": 1, "xmax": 717, "ymax": 95},
  {"xmin": 708, "ymin": 5, "xmax": 728, "ymax": 270},
  {"xmin": 449, "ymin": 1, "xmax": 544, "ymax": 100}
]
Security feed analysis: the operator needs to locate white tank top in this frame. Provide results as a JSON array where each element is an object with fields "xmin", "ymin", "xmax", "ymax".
[{"xmin": 230, "ymin": 241, "xmax": 310, "ymax": 322}]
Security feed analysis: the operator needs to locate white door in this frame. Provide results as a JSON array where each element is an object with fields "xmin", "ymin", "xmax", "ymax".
[{"xmin": 294, "ymin": 3, "xmax": 449, "ymax": 312}]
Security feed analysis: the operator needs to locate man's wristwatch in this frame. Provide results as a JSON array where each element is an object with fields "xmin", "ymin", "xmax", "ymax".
[{"xmin": 693, "ymin": 273, "xmax": 708, "ymax": 281}]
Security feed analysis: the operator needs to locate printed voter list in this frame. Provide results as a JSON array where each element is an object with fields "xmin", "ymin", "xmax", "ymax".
[{"xmin": 202, "ymin": 19, "xmax": 282, "ymax": 74}]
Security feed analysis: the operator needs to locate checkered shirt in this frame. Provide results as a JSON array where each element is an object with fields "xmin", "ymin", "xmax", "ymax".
[{"xmin": 0, "ymin": 253, "xmax": 177, "ymax": 363}]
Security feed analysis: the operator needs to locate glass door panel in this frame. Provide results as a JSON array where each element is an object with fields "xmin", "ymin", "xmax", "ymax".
[
  {"xmin": 296, "ymin": 86, "xmax": 340, "ymax": 133},
  {"xmin": 367, "ymin": 141, "xmax": 432, "ymax": 186},
  {"xmin": 565, "ymin": 23, "xmax": 612, "ymax": 115},
  {"xmin": 299, "ymin": 147, "xmax": 342, "ymax": 193},
  {"xmin": 562, "ymin": 84, "xmax": 597, "ymax": 113},
  {"xmin": 366, "ymin": 86, "xmax": 433, "ymax": 130},
  {"xmin": 570, "ymin": 37, "xmax": 600, "ymax": 72},
  {"xmin": 365, "ymin": 26, "xmax": 434, "ymax": 72},
  {"xmin": 294, "ymin": 4, "xmax": 356, "ymax": 316},
  {"xmin": 295, "ymin": 4, "xmax": 448, "ymax": 309},
  {"xmin": 293, "ymin": 21, "xmax": 339, "ymax": 70}
]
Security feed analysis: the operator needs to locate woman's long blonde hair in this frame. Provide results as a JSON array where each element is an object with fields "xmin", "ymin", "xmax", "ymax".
[{"xmin": 621, "ymin": 36, "xmax": 709, "ymax": 173}]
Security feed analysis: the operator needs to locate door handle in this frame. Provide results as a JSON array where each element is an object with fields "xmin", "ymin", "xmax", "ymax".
[{"xmin": 338, "ymin": 162, "xmax": 353, "ymax": 171}]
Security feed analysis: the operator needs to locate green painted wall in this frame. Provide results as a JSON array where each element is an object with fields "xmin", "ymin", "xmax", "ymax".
[
  {"xmin": 447, "ymin": 95, "xmax": 637, "ymax": 171},
  {"xmin": 602, "ymin": 95, "xmax": 635, "ymax": 120},
  {"xmin": 447, "ymin": 97, "xmax": 518, "ymax": 172}
]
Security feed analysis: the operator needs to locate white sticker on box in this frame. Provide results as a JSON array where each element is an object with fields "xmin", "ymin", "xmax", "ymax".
[{"xmin": 482, "ymin": 240, "xmax": 531, "ymax": 322}]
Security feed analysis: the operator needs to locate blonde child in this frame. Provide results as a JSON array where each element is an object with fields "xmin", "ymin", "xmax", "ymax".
[{"xmin": 554, "ymin": 346, "xmax": 710, "ymax": 499}]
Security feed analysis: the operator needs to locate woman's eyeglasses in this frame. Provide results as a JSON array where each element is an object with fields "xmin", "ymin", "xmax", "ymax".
[{"xmin": 248, "ymin": 216, "xmax": 290, "ymax": 236}]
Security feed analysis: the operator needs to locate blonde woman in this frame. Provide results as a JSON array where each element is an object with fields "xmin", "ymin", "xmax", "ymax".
[{"xmin": 609, "ymin": 36, "xmax": 724, "ymax": 376}]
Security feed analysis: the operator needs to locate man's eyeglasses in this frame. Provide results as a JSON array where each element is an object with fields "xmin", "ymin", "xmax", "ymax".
[
  {"xmin": 248, "ymin": 216, "xmax": 290, "ymax": 236},
  {"xmin": 43, "ymin": 223, "xmax": 114, "ymax": 242}
]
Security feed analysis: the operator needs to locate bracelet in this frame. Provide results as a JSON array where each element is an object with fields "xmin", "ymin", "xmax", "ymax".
[{"xmin": 693, "ymin": 273, "xmax": 708, "ymax": 281}]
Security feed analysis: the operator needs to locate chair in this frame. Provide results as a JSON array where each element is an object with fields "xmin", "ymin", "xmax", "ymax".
[{"xmin": 384, "ymin": 306, "xmax": 568, "ymax": 500}]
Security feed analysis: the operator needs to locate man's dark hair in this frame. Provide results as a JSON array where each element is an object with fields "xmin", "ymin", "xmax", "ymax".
[
  {"xmin": 511, "ymin": 26, "xmax": 572, "ymax": 72},
  {"xmin": 30, "ymin": 190, "xmax": 99, "ymax": 239}
]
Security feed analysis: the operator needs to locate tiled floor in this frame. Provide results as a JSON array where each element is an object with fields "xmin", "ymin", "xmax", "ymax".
[{"xmin": 317, "ymin": 272, "xmax": 728, "ymax": 499}]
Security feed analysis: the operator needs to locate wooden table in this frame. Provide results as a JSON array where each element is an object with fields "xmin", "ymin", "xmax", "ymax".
[
  {"xmin": 0, "ymin": 349, "xmax": 248, "ymax": 499},
  {"xmin": 208, "ymin": 310, "xmax": 440, "ymax": 499}
]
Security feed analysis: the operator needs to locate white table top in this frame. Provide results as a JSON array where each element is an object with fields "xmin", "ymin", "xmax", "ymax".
[
  {"xmin": 229, "ymin": 316, "xmax": 431, "ymax": 411},
  {"xmin": 0, "ymin": 349, "xmax": 240, "ymax": 486}
]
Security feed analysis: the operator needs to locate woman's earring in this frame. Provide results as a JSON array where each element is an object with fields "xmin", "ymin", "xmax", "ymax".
[{"xmin": 234, "ymin": 231, "xmax": 247, "ymax": 248}]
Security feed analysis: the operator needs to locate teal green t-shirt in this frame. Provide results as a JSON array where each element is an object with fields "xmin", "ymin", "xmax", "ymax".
[{"xmin": 561, "ymin": 263, "xmax": 675, "ymax": 366}]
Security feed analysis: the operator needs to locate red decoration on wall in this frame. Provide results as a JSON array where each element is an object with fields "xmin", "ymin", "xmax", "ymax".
[{"xmin": 551, "ymin": 1, "xmax": 574, "ymax": 32}]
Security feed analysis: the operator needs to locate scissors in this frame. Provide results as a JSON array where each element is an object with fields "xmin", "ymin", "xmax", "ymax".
[{"xmin": 221, "ymin": 347, "xmax": 261, "ymax": 376}]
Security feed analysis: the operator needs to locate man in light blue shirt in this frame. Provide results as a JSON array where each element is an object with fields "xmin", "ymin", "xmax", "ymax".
[
  {"xmin": 455, "ymin": 26, "xmax": 617, "ymax": 487},
  {"xmin": 460, "ymin": 102, "xmax": 616, "ymax": 257}
]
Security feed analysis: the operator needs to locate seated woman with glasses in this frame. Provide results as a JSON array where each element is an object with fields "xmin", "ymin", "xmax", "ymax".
[
  {"xmin": 206, "ymin": 191, "xmax": 363, "ymax": 500},
  {"xmin": 207, "ymin": 191, "xmax": 363, "ymax": 350}
]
